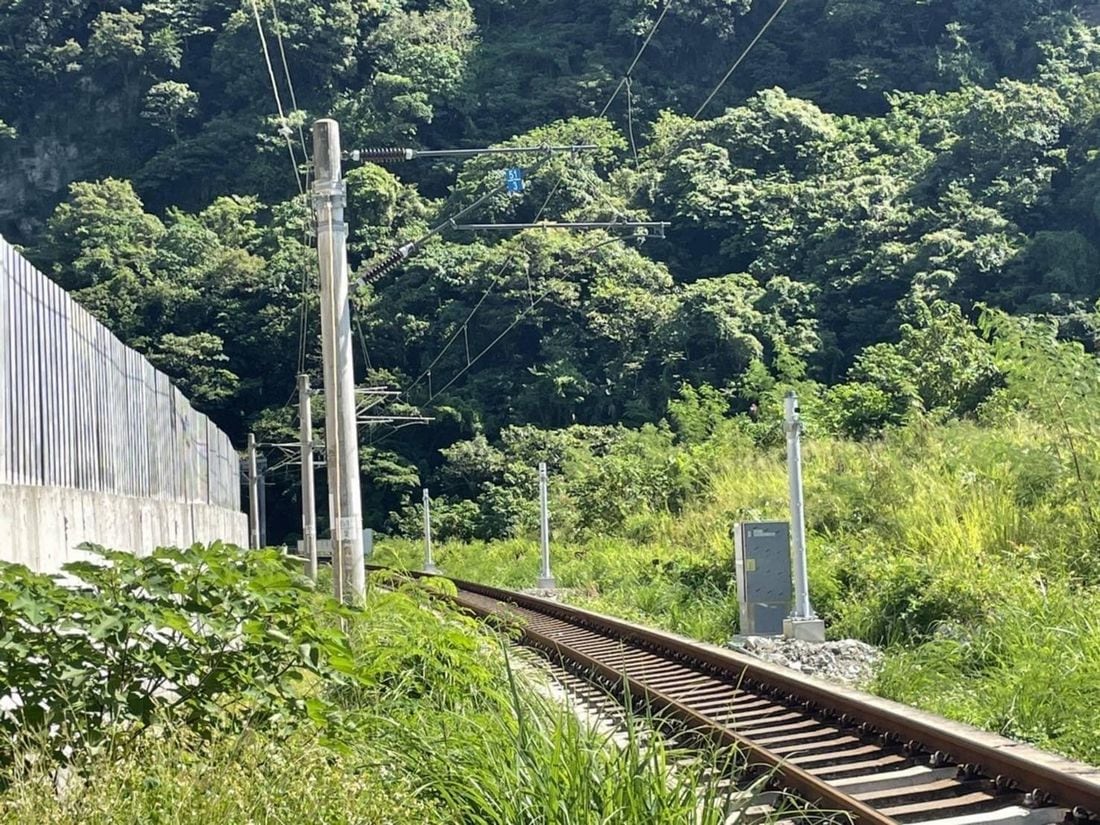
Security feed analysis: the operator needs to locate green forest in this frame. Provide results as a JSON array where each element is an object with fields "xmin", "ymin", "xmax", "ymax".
[
  {"xmin": 4, "ymin": 0, "xmax": 1100, "ymax": 539},
  {"xmin": 4, "ymin": 0, "xmax": 1100, "ymax": 796}
]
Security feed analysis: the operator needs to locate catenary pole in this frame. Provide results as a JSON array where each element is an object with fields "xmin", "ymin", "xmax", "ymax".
[
  {"xmin": 784, "ymin": 392, "xmax": 814, "ymax": 620},
  {"xmin": 258, "ymin": 454, "xmax": 268, "ymax": 547},
  {"xmin": 247, "ymin": 432, "xmax": 260, "ymax": 549},
  {"xmin": 298, "ymin": 373, "xmax": 318, "ymax": 581},
  {"xmin": 313, "ymin": 119, "xmax": 365, "ymax": 602},
  {"xmin": 422, "ymin": 488, "xmax": 439, "ymax": 574},
  {"xmin": 537, "ymin": 462, "xmax": 556, "ymax": 589}
]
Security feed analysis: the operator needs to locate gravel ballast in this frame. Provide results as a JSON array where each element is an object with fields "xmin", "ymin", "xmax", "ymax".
[{"xmin": 728, "ymin": 636, "xmax": 883, "ymax": 688}]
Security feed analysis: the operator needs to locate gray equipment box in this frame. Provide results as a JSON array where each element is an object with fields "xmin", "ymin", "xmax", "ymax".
[{"xmin": 734, "ymin": 521, "xmax": 792, "ymax": 636}]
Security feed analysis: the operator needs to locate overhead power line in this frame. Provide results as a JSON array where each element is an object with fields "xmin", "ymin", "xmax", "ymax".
[
  {"xmin": 248, "ymin": 0, "xmax": 303, "ymax": 194},
  {"xmin": 691, "ymin": 0, "xmax": 790, "ymax": 121},
  {"xmin": 398, "ymin": 172, "xmax": 570, "ymax": 404},
  {"xmin": 352, "ymin": 2, "xmax": 679, "ymax": 416},
  {"xmin": 453, "ymin": 221, "xmax": 668, "ymax": 236},
  {"xmin": 349, "ymin": 144, "xmax": 597, "ymax": 163},
  {"xmin": 599, "ymin": 2, "xmax": 672, "ymax": 118},
  {"xmin": 268, "ymin": 0, "xmax": 311, "ymax": 175},
  {"xmin": 412, "ymin": 232, "xmax": 653, "ymax": 411},
  {"xmin": 246, "ymin": 0, "xmax": 316, "ymax": 379}
]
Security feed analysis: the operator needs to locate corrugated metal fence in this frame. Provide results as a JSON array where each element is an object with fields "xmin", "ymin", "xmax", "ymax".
[{"xmin": 0, "ymin": 235, "xmax": 240, "ymax": 510}]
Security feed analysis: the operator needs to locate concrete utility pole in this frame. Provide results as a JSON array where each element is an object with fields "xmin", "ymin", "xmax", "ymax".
[
  {"xmin": 783, "ymin": 392, "xmax": 825, "ymax": 642},
  {"xmin": 258, "ymin": 454, "xmax": 268, "ymax": 548},
  {"xmin": 422, "ymin": 488, "xmax": 439, "ymax": 574},
  {"xmin": 298, "ymin": 374, "xmax": 318, "ymax": 581},
  {"xmin": 537, "ymin": 462, "xmax": 556, "ymax": 589},
  {"xmin": 313, "ymin": 118, "xmax": 365, "ymax": 602},
  {"xmin": 247, "ymin": 432, "xmax": 260, "ymax": 549}
]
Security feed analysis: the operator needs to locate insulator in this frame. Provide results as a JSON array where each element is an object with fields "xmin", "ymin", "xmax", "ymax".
[
  {"xmin": 359, "ymin": 248, "xmax": 411, "ymax": 286},
  {"xmin": 355, "ymin": 147, "xmax": 411, "ymax": 164}
]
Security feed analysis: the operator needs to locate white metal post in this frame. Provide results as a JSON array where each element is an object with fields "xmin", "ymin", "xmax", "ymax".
[
  {"xmin": 247, "ymin": 432, "xmax": 259, "ymax": 549},
  {"xmin": 258, "ymin": 454, "xmax": 268, "ymax": 547},
  {"xmin": 422, "ymin": 488, "xmax": 439, "ymax": 573},
  {"xmin": 298, "ymin": 373, "xmax": 318, "ymax": 581},
  {"xmin": 784, "ymin": 392, "xmax": 825, "ymax": 641},
  {"xmin": 313, "ymin": 119, "xmax": 365, "ymax": 602},
  {"xmin": 785, "ymin": 393, "xmax": 812, "ymax": 619},
  {"xmin": 537, "ymin": 462, "xmax": 556, "ymax": 589}
]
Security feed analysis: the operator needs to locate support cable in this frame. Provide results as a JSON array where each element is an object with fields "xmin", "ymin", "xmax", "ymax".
[
  {"xmin": 269, "ymin": 0, "xmax": 311, "ymax": 177},
  {"xmin": 397, "ymin": 172, "xmax": 567, "ymax": 402},
  {"xmin": 247, "ymin": 0, "xmax": 315, "ymax": 381},
  {"xmin": 617, "ymin": 0, "xmax": 792, "ymax": 211},
  {"xmin": 248, "ymin": 0, "xmax": 303, "ymax": 195},
  {"xmin": 598, "ymin": 2, "xmax": 672, "ymax": 118},
  {"xmin": 691, "ymin": 0, "xmax": 790, "ymax": 121},
  {"xmin": 267, "ymin": 0, "xmax": 316, "ymax": 378},
  {"xmin": 416, "ymin": 233, "xmax": 649, "ymax": 413}
]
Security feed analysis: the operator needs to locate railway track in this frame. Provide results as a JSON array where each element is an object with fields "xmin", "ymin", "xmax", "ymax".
[{"xmin": 381, "ymin": 570, "xmax": 1100, "ymax": 825}]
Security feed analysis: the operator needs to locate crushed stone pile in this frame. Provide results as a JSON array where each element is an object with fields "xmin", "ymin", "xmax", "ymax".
[{"xmin": 728, "ymin": 636, "xmax": 883, "ymax": 688}]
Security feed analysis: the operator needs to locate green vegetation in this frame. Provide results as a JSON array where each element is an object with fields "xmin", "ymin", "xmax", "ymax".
[
  {"xmin": 4, "ymin": 1, "xmax": 1100, "ymax": 539},
  {"xmin": 377, "ymin": 308, "xmax": 1100, "ymax": 765},
  {"xmin": 4, "ymin": 0, "xmax": 1100, "ymax": 779},
  {"xmin": 0, "ymin": 544, "xmax": 766, "ymax": 823}
]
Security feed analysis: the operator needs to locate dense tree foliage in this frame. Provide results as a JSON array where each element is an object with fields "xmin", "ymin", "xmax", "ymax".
[{"xmin": 6, "ymin": 0, "xmax": 1100, "ymax": 538}]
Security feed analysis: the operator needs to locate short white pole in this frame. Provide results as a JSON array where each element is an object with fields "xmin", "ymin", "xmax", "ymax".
[
  {"xmin": 785, "ymin": 392, "xmax": 814, "ymax": 621},
  {"xmin": 298, "ymin": 374, "xmax": 318, "ymax": 581},
  {"xmin": 537, "ymin": 462, "xmax": 556, "ymax": 590},
  {"xmin": 247, "ymin": 433, "xmax": 260, "ymax": 549},
  {"xmin": 422, "ymin": 488, "xmax": 439, "ymax": 573}
]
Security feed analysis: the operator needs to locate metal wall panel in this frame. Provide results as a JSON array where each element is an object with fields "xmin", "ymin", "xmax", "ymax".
[
  {"xmin": 0, "ymin": 242, "xmax": 10, "ymax": 486},
  {"xmin": 0, "ymin": 236, "xmax": 241, "ymax": 510}
]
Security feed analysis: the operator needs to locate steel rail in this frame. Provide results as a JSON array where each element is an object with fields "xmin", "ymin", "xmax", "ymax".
[
  {"xmin": 470, "ymin": 594, "xmax": 895, "ymax": 824},
  {"xmin": 366, "ymin": 567, "xmax": 1100, "ymax": 823}
]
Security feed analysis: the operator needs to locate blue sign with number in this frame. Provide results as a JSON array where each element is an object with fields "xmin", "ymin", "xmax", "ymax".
[{"xmin": 505, "ymin": 167, "xmax": 525, "ymax": 194}]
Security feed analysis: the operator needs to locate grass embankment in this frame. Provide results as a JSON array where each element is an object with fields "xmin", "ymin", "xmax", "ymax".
[
  {"xmin": 376, "ymin": 416, "xmax": 1100, "ymax": 765},
  {"xmin": 0, "ymin": 545, "xmax": 768, "ymax": 824}
]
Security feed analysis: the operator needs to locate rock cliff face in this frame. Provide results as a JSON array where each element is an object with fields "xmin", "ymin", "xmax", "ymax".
[{"xmin": 0, "ymin": 136, "xmax": 82, "ymax": 242}]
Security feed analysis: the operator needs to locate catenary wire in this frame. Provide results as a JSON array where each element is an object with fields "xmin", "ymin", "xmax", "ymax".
[
  {"xmin": 246, "ymin": 0, "xmax": 315, "ymax": 379},
  {"xmin": 599, "ymin": 2, "xmax": 672, "ymax": 118},
  {"xmin": 399, "ymin": 173, "xmax": 567, "ymax": 402},
  {"xmin": 691, "ymin": 0, "xmax": 790, "ymax": 121},
  {"xmin": 269, "ymin": 0, "xmax": 311, "ymax": 179},
  {"xmin": 371, "ymin": 0, "xmax": 672, "ymax": 389},
  {"xmin": 248, "ymin": 0, "xmax": 304, "ymax": 195},
  {"xmin": 394, "ymin": 0, "xmax": 673, "ymax": 399},
  {"xmin": 356, "ymin": 2, "xmax": 676, "ymax": 415}
]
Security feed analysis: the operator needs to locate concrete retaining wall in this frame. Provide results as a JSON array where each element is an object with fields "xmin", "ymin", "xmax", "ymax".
[{"xmin": 0, "ymin": 484, "xmax": 248, "ymax": 574}]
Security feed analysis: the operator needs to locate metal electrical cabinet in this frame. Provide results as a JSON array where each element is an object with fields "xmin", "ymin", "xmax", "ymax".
[{"xmin": 734, "ymin": 521, "xmax": 792, "ymax": 636}]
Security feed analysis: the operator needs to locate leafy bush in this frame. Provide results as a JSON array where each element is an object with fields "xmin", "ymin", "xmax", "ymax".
[
  {"xmin": 0, "ymin": 545, "xmax": 769, "ymax": 823},
  {"xmin": 0, "ymin": 543, "xmax": 354, "ymax": 767}
]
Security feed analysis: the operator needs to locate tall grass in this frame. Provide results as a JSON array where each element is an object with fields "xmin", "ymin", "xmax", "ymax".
[
  {"xmin": 1, "ymin": 728, "xmax": 438, "ymax": 824},
  {"xmin": 380, "ymin": 414, "xmax": 1100, "ymax": 764},
  {"xmin": 1, "ymin": 565, "xmax": 770, "ymax": 823}
]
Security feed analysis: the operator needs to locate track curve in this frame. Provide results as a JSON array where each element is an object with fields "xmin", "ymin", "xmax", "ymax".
[{"xmin": 383, "ymin": 570, "xmax": 1100, "ymax": 825}]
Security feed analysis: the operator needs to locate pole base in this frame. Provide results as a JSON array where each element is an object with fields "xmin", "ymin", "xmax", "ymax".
[
  {"xmin": 424, "ymin": 564, "xmax": 440, "ymax": 575},
  {"xmin": 536, "ymin": 577, "xmax": 557, "ymax": 590},
  {"xmin": 783, "ymin": 617, "xmax": 826, "ymax": 643}
]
